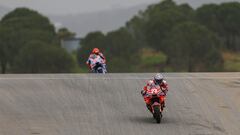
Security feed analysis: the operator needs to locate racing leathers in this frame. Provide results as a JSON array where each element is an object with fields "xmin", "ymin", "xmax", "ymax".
[{"xmin": 86, "ymin": 53, "xmax": 107, "ymax": 72}]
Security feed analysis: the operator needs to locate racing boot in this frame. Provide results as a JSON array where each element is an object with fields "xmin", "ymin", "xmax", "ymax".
[
  {"xmin": 162, "ymin": 101, "xmax": 165, "ymax": 108},
  {"xmin": 161, "ymin": 101, "xmax": 165, "ymax": 111},
  {"xmin": 146, "ymin": 104, "xmax": 152, "ymax": 113}
]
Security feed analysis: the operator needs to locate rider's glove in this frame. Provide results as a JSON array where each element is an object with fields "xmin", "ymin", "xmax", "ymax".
[
  {"xmin": 162, "ymin": 90, "xmax": 167, "ymax": 96},
  {"xmin": 141, "ymin": 90, "xmax": 146, "ymax": 96}
]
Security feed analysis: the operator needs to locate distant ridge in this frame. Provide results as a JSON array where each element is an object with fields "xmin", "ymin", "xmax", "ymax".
[
  {"xmin": 1, "ymin": 0, "xmax": 238, "ymax": 37},
  {"xmin": 49, "ymin": 3, "xmax": 149, "ymax": 37},
  {"xmin": 49, "ymin": 0, "xmax": 238, "ymax": 37}
]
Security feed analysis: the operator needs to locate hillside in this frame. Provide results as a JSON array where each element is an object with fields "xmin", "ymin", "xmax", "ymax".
[
  {"xmin": 49, "ymin": 0, "xmax": 238, "ymax": 37},
  {"xmin": 1, "ymin": 0, "xmax": 238, "ymax": 37}
]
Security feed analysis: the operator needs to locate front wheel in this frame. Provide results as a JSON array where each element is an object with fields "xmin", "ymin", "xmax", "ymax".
[
  {"xmin": 97, "ymin": 68, "xmax": 103, "ymax": 73},
  {"xmin": 153, "ymin": 106, "xmax": 162, "ymax": 123}
]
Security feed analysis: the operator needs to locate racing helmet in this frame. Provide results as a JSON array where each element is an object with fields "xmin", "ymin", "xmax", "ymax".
[
  {"xmin": 92, "ymin": 48, "xmax": 100, "ymax": 54},
  {"xmin": 154, "ymin": 73, "xmax": 164, "ymax": 85}
]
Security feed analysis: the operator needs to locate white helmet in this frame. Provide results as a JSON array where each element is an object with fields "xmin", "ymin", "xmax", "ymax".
[{"xmin": 154, "ymin": 73, "xmax": 164, "ymax": 84}]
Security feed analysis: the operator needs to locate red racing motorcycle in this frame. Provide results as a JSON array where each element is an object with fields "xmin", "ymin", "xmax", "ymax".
[{"xmin": 144, "ymin": 88, "xmax": 165, "ymax": 123}]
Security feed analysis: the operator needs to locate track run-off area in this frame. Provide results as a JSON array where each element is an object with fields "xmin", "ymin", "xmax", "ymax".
[{"xmin": 0, "ymin": 73, "xmax": 239, "ymax": 135}]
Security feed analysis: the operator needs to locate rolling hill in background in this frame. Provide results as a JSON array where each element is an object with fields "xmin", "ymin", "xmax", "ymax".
[
  {"xmin": 0, "ymin": 4, "xmax": 149, "ymax": 37},
  {"xmin": 0, "ymin": 0, "xmax": 238, "ymax": 37},
  {"xmin": 49, "ymin": 0, "xmax": 238, "ymax": 37},
  {"xmin": 49, "ymin": 4, "xmax": 148, "ymax": 37}
]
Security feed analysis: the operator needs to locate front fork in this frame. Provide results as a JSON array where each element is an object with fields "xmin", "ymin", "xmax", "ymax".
[
  {"xmin": 151, "ymin": 102, "xmax": 162, "ymax": 113},
  {"xmin": 145, "ymin": 96, "xmax": 165, "ymax": 112},
  {"xmin": 151, "ymin": 96, "xmax": 165, "ymax": 113}
]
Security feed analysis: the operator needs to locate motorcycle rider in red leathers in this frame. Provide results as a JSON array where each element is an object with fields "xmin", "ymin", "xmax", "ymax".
[
  {"xmin": 86, "ymin": 48, "xmax": 107, "ymax": 72},
  {"xmin": 141, "ymin": 73, "xmax": 168, "ymax": 112}
]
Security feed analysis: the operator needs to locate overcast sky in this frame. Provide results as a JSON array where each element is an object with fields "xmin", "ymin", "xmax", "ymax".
[
  {"xmin": 0, "ymin": 0, "xmax": 160, "ymax": 15},
  {"xmin": 0, "ymin": 0, "xmax": 239, "ymax": 15}
]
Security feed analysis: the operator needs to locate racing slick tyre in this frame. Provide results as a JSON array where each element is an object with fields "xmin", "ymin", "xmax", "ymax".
[{"xmin": 153, "ymin": 106, "xmax": 162, "ymax": 123}]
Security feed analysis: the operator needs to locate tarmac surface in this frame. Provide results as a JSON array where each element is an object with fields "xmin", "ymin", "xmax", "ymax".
[{"xmin": 0, "ymin": 73, "xmax": 239, "ymax": 135}]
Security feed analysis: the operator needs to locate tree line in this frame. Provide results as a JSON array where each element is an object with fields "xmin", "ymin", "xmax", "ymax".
[
  {"xmin": 78, "ymin": 0, "xmax": 240, "ymax": 72},
  {"xmin": 0, "ymin": 8, "xmax": 76, "ymax": 73},
  {"xmin": 0, "ymin": 0, "xmax": 240, "ymax": 73}
]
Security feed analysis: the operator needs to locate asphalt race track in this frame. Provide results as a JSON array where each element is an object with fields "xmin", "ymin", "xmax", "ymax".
[{"xmin": 0, "ymin": 73, "xmax": 239, "ymax": 135}]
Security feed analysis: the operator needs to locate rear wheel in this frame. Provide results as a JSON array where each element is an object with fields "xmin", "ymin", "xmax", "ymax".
[{"xmin": 153, "ymin": 106, "xmax": 162, "ymax": 123}]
